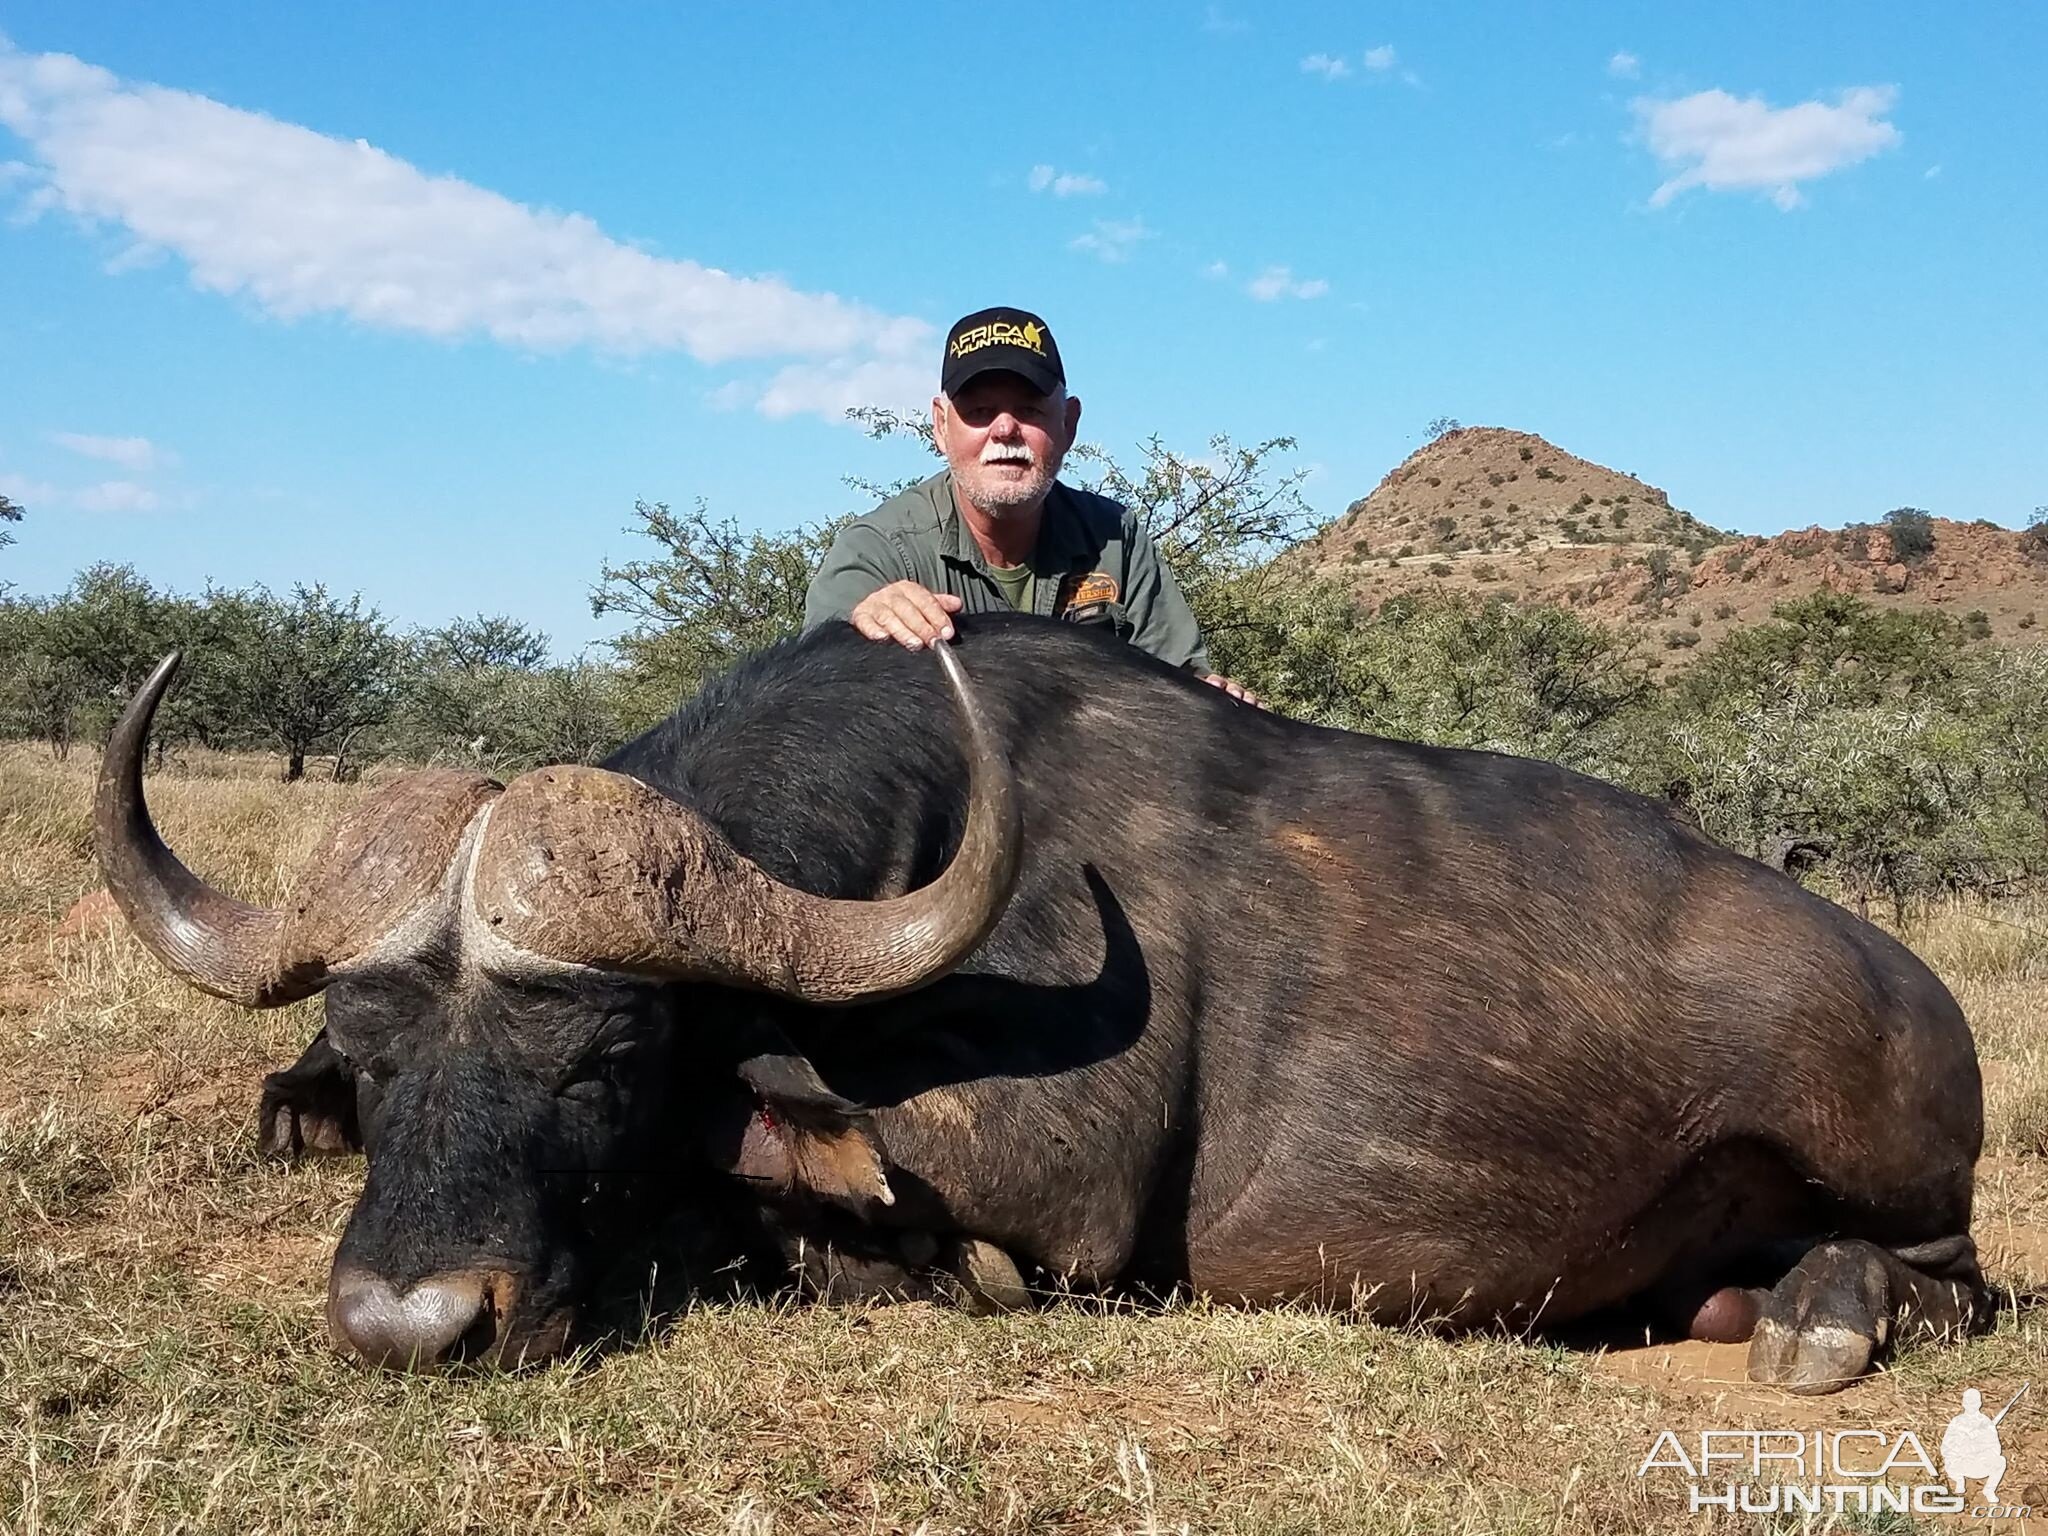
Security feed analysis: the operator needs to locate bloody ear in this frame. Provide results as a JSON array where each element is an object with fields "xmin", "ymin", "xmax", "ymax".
[
  {"xmin": 782, "ymin": 1119, "xmax": 895, "ymax": 1208},
  {"xmin": 736, "ymin": 1046, "xmax": 894, "ymax": 1208}
]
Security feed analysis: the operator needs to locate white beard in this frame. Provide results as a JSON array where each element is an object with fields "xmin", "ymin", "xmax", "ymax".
[{"xmin": 958, "ymin": 449, "xmax": 1056, "ymax": 514}]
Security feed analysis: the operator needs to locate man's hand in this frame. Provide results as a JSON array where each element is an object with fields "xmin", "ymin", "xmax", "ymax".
[
  {"xmin": 849, "ymin": 581, "xmax": 965, "ymax": 649},
  {"xmin": 1202, "ymin": 673, "xmax": 1266, "ymax": 709}
]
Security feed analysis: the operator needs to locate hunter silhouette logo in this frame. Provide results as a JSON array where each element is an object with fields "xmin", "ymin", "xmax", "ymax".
[{"xmin": 1941, "ymin": 1384, "xmax": 2025, "ymax": 1504}]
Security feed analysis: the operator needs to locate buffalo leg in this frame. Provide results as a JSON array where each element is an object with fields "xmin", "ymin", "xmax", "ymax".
[
  {"xmin": 1746, "ymin": 1235, "xmax": 1989, "ymax": 1393},
  {"xmin": 257, "ymin": 1027, "xmax": 361, "ymax": 1160},
  {"xmin": 942, "ymin": 1237, "xmax": 1034, "ymax": 1315}
]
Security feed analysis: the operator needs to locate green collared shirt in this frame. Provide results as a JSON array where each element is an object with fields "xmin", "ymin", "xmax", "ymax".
[{"xmin": 802, "ymin": 472, "xmax": 1212, "ymax": 673}]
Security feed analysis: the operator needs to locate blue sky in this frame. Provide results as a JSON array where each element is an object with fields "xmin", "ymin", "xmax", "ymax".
[{"xmin": 3, "ymin": 3, "xmax": 2043, "ymax": 652}]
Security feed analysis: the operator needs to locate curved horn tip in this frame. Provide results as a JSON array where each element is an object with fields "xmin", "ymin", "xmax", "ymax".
[
  {"xmin": 120, "ymin": 652, "xmax": 186, "ymax": 734},
  {"xmin": 931, "ymin": 636, "xmax": 975, "ymax": 699}
]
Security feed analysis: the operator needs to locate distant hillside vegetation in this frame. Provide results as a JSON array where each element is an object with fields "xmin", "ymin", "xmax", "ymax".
[{"xmin": 1298, "ymin": 426, "xmax": 2048, "ymax": 663}]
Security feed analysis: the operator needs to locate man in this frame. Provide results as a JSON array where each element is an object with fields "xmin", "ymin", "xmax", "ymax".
[{"xmin": 803, "ymin": 306, "xmax": 1256, "ymax": 702}]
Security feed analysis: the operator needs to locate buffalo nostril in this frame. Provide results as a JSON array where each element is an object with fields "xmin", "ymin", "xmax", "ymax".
[{"xmin": 327, "ymin": 1265, "xmax": 505, "ymax": 1369}]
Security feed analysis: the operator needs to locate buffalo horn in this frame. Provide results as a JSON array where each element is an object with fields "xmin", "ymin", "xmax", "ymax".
[{"xmin": 470, "ymin": 640, "xmax": 1022, "ymax": 1004}]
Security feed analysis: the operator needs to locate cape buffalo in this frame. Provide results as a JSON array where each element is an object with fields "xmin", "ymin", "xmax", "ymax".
[{"xmin": 96, "ymin": 616, "xmax": 1989, "ymax": 1389}]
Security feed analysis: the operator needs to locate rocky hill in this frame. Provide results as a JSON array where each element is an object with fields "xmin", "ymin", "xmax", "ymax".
[{"xmin": 1301, "ymin": 427, "xmax": 2048, "ymax": 663}]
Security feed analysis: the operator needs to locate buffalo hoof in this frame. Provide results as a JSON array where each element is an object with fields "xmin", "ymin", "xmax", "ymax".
[
  {"xmin": 946, "ymin": 1238, "xmax": 1033, "ymax": 1315},
  {"xmin": 257, "ymin": 1037, "xmax": 361, "ymax": 1160},
  {"xmin": 1746, "ymin": 1239, "xmax": 1892, "ymax": 1394},
  {"xmin": 1747, "ymin": 1317, "xmax": 1877, "ymax": 1394}
]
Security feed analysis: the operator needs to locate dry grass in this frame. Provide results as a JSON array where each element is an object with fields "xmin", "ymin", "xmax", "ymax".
[{"xmin": 3, "ymin": 742, "xmax": 2044, "ymax": 1533}]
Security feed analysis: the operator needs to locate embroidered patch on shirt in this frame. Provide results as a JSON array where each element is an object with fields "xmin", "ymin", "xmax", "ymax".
[{"xmin": 1056, "ymin": 570, "xmax": 1120, "ymax": 616}]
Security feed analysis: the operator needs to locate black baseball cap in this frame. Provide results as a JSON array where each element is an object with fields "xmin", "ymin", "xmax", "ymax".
[{"xmin": 940, "ymin": 307, "xmax": 1065, "ymax": 397}]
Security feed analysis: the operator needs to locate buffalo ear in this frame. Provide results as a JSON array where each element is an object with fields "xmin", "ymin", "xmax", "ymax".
[
  {"xmin": 782, "ymin": 1118, "xmax": 895, "ymax": 1208},
  {"xmin": 736, "ymin": 1048, "xmax": 894, "ymax": 1208}
]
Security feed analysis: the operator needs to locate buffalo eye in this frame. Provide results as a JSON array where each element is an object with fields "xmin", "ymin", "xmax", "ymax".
[{"xmin": 557, "ymin": 1039, "xmax": 634, "ymax": 1102}]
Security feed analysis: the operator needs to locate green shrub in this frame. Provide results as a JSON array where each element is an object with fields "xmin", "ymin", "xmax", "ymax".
[
  {"xmin": 2021, "ymin": 507, "xmax": 2048, "ymax": 564},
  {"xmin": 1883, "ymin": 506, "xmax": 1936, "ymax": 564}
]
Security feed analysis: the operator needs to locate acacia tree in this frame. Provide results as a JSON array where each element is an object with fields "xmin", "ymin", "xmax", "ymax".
[
  {"xmin": 423, "ymin": 614, "xmax": 550, "ymax": 674},
  {"xmin": 591, "ymin": 500, "xmax": 842, "ymax": 721},
  {"xmin": 1067, "ymin": 432, "xmax": 1315, "ymax": 663},
  {"xmin": 391, "ymin": 615, "xmax": 615, "ymax": 772},
  {"xmin": 0, "ymin": 601, "xmax": 93, "ymax": 756},
  {"xmin": 235, "ymin": 584, "xmax": 401, "ymax": 780}
]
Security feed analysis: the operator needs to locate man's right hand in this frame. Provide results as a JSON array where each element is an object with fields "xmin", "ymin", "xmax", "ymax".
[{"xmin": 849, "ymin": 581, "xmax": 965, "ymax": 649}]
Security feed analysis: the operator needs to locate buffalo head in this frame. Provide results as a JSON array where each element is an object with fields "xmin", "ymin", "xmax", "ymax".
[{"xmin": 96, "ymin": 645, "xmax": 1020, "ymax": 1368}]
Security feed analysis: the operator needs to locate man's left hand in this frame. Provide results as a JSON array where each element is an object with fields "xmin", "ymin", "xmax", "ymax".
[{"xmin": 1202, "ymin": 674, "xmax": 1266, "ymax": 710}]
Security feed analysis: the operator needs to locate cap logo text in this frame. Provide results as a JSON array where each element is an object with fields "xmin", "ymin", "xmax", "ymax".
[{"xmin": 950, "ymin": 320, "xmax": 1046, "ymax": 359}]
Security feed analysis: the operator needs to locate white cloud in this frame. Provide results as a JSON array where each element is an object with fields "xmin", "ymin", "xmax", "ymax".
[
  {"xmin": 0, "ymin": 39, "xmax": 930, "ymax": 421},
  {"xmin": 1301, "ymin": 53, "xmax": 1351, "ymax": 81},
  {"xmin": 72, "ymin": 479, "xmax": 159, "ymax": 512},
  {"xmin": 1201, "ymin": 260, "xmax": 1230, "ymax": 279},
  {"xmin": 1202, "ymin": 5, "xmax": 1250, "ymax": 36},
  {"xmin": 1027, "ymin": 163, "xmax": 1106, "ymax": 197},
  {"xmin": 753, "ymin": 358, "xmax": 932, "ymax": 421},
  {"xmin": 1069, "ymin": 217, "xmax": 1152, "ymax": 263},
  {"xmin": 0, "ymin": 471, "xmax": 60, "ymax": 506},
  {"xmin": 1925, "ymin": 163, "xmax": 1942, "ymax": 179},
  {"xmin": 1247, "ymin": 265, "xmax": 1327, "ymax": 301},
  {"xmin": 1363, "ymin": 45, "xmax": 1397, "ymax": 72},
  {"xmin": 52, "ymin": 431, "xmax": 164, "ymax": 469},
  {"xmin": 1635, "ymin": 85, "xmax": 1901, "ymax": 211},
  {"xmin": 1608, "ymin": 51, "xmax": 1641, "ymax": 80}
]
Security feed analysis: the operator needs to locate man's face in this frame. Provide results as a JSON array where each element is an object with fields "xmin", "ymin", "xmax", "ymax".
[{"xmin": 934, "ymin": 372, "xmax": 1082, "ymax": 517}]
